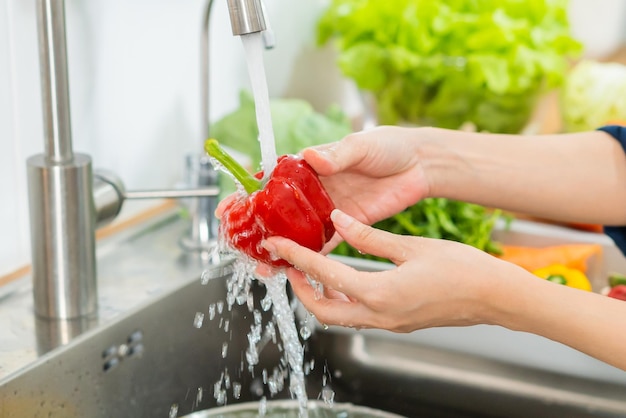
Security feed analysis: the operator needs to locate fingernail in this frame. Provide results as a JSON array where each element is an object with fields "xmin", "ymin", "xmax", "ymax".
[
  {"xmin": 261, "ymin": 239, "xmax": 276, "ymax": 253},
  {"xmin": 308, "ymin": 146, "xmax": 339, "ymax": 170},
  {"xmin": 331, "ymin": 209, "xmax": 354, "ymax": 228}
]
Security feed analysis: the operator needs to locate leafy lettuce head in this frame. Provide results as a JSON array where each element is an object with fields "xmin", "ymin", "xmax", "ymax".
[{"xmin": 318, "ymin": 0, "xmax": 581, "ymax": 133}]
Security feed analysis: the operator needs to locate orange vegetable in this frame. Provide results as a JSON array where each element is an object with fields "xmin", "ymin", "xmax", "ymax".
[
  {"xmin": 564, "ymin": 222, "xmax": 603, "ymax": 233},
  {"xmin": 498, "ymin": 243, "xmax": 602, "ymax": 272}
]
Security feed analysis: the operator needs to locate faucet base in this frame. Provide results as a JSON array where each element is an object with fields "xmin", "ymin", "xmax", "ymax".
[
  {"xmin": 178, "ymin": 152, "xmax": 220, "ymax": 254},
  {"xmin": 27, "ymin": 153, "xmax": 97, "ymax": 319}
]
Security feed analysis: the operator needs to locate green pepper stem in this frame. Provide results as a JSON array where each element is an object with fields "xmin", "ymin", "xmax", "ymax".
[{"xmin": 204, "ymin": 138, "xmax": 262, "ymax": 195}]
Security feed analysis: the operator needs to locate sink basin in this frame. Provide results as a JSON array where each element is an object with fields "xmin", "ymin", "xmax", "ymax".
[
  {"xmin": 183, "ymin": 400, "xmax": 406, "ymax": 418},
  {"xmin": 1, "ymin": 213, "xmax": 625, "ymax": 417}
]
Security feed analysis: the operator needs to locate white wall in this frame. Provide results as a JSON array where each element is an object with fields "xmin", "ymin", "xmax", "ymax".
[{"xmin": 0, "ymin": 0, "xmax": 340, "ymax": 277}]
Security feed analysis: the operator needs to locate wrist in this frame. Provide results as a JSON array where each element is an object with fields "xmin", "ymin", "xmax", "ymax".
[
  {"xmin": 475, "ymin": 258, "xmax": 537, "ymax": 328},
  {"xmin": 411, "ymin": 127, "xmax": 463, "ymax": 199}
]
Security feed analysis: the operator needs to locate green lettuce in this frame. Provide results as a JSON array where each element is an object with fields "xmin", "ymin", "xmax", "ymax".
[{"xmin": 317, "ymin": 0, "xmax": 581, "ymax": 133}]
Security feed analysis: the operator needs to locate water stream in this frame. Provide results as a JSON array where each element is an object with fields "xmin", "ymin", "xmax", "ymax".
[
  {"xmin": 205, "ymin": 31, "xmax": 310, "ymax": 417},
  {"xmin": 240, "ymin": 31, "xmax": 309, "ymax": 417},
  {"xmin": 241, "ymin": 33, "xmax": 278, "ymax": 178}
]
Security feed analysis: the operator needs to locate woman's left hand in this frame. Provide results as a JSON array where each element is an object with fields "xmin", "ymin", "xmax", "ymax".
[{"xmin": 262, "ymin": 209, "xmax": 513, "ymax": 332}]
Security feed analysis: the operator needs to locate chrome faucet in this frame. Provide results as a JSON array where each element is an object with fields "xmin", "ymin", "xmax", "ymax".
[
  {"xmin": 27, "ymin": 0, "xmax": 272, "ymax": 321},
  {"xmin": 28, "ymin": 0, "xmax": 98, "ymax": 320}
]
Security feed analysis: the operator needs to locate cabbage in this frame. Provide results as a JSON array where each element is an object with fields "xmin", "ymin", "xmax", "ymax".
[{"xmin": 561, "ymin": 60, "xmax": 626, "ymax": 132}]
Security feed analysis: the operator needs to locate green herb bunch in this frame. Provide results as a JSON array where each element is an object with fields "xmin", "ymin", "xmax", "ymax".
[{"xmin": 333, "ymin": 198, "xmax": 508, "ymax": 262}]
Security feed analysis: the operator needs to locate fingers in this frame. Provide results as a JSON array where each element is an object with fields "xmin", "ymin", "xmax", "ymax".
[
  {"xmin": 330, "ymin": 209, "xmax": 413, "ymax": 264},
  {"xmin": 262, "ymin": 237, "xmax": 368, "ymax": 297},
  {"xmin": 302, "ymin": 134, "xmax": 367, "ymax": 176},
  {"xmin": 286, "ymin": 269, "xmax": 372, "ymax": 328}
]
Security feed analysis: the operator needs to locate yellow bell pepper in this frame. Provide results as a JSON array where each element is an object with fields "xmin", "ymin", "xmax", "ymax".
[{"xmin": 532, "ymin": 264, "xmax": 592, "ymax": 291}]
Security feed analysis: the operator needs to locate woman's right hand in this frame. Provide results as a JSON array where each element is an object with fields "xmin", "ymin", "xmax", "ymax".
[
  {"xmin": 302, "ymin": 126, "xmax": 431, "ymax": 227},
  {"xmin": 215, "ymin": 125, "xmax": 434, "ymax": 255}
]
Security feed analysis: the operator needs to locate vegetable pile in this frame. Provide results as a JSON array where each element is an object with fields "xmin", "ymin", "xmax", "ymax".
[
  {"xmin": 205, "ymin": 139, "xmax": 335, "ymax": 268},
  {"xmin": 317, "ymin": 0, "xmax": 581, "ymax": 133}
]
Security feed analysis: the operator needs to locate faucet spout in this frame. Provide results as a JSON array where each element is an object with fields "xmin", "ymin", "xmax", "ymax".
[{"xmin": 227, "ymin": 0, "xmax": 267, "ymax": 36}]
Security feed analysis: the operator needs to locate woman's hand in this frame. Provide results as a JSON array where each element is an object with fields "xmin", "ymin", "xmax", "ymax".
[
  {"xmin": 263, "ymin": 209, "xmax": 626, "ymax": 371},
  {"xmin": 262, "ymin": 209, "xmax": 510, "ymax": 331},
  {"xmin": 216, "ymin": 125, "xmax": 433, "ymax": 255},
  {"xmin": 301, "ymin": 126, "xmax": 430, "ymax": 228}
]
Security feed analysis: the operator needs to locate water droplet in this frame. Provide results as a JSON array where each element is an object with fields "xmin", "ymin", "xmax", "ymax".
[
  {"xmin": 322, "ymin": 323, "xmax": 329, "ymax": 330},
  {"xmin": 193, "ymin": 312, "xmax": 204, "ymax": 329},
  {"xmin": 313, "ymin": 281, "xmax": 324, "ymax": 301},
  {"xmin": 299, "ymin": 325, "xmax": 311, "ymax": 340},
  {"xmin": 221, "ymin": 342, "xmax": 228, "ymax": 358},
  {"xmin": 213, "ymin": 381, "xmax": 227, "ymax": 405},
  {"xmin": 216, "ymin": 389, "xmax": 226, "ymax": 405},
  {"xmin": 208, "ymin": 304, "xmax": 216, "ymax": 320},
  {"xmin": 266, "ymin": 321, "xmax": 277, "ymax": 344},
  {"xmin": 321, "ymin": 386, "xmax": 335, "ymax": 405},
  {"xmin": 247, "ymin": 291, "xmax": 254, "ymax": 311},
  {"xmin": 232, "ymin": 382, "xmax": 242, "ymax": 399},
  {"xmin": 200, "ymin": 270, "xmax": 211, "ymax": 285},
  {"xmin": 168, "ymin": 403, "xmax": 178, "ymax": 418},
  {"xmin": 224, "ymin": 370, "xmax": 231, "ymax": 389},
  {"xmin": 253, "ymin": 309, "xmax": 262, "ymax": 325},
  {"xmin": 258, "ymin": 396, "xmax": 268, "ymax": 416},
  {"xmin": 260, "ymin": 294, "xmax": 272, "ymax": 311}
]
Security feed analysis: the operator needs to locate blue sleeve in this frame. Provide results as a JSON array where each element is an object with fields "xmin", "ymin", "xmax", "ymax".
[{"xmin": 597, "ymin": 125, "xmax": 626, "ymax": 255}]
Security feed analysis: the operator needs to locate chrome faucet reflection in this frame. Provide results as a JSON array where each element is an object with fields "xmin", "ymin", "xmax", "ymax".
[{"xmin": 27, "ymin": 0, "xmax": 272, "ymax": 321}]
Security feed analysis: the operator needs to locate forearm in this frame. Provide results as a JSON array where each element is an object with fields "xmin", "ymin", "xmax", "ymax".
[
  {"xmin": 419, "ymin": 128, "xmax": 626, "ymax": 224},
  {"xmin": 492, "ymin": 265, "xmax": 626, "ymax": 371}
]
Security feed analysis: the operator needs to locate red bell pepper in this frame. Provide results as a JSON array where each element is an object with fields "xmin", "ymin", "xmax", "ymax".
[{"xmin": 205, "ymin": 139, "xmax": 335, "ymax": 268}]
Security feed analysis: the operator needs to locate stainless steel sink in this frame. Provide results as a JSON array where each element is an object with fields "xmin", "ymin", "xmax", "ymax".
[{"xmin": 1, "ymin": 212, "xmax": 626, "ymax": 418}]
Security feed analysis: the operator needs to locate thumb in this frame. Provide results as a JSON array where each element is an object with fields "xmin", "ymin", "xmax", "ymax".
[
  {"xmin": 331, "ymin": 209, "xmax": 412, "ymax": 264},
  {"xmin": 303, "ymin": 137, "xmax": 367, "ymax": 176}
]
